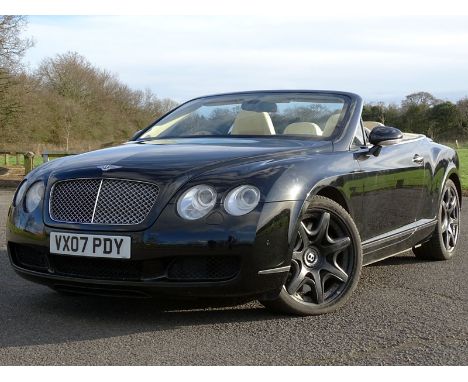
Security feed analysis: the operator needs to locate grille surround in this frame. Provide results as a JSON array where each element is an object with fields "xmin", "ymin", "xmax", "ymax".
[{"xmin": 49, "ymin": 178, "xmax": 159, "ymax": 225}]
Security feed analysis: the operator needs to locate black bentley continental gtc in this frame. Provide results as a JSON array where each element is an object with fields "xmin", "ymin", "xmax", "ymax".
[{"xmin": 6, "ymin": 91, "xmax": 461, "ymax": 315}]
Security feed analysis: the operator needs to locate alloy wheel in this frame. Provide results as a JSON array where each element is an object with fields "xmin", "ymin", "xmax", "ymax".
[
  {"xmin": 440, "ymin": 185, "xmax": 460, "ymax": 252},
  {"xmin": 286, "ymin": 209, "xmax": 355, "ymax": 305}
]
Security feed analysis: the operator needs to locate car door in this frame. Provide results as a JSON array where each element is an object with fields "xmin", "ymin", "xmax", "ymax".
[{"xmin": 355, "ymin": 134, "xmax": 426, "ymax": 241}]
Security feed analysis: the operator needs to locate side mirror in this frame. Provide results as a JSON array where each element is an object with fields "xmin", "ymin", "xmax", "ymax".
[
  {"xmin": 130, "ymin": 129, "xmax": 143, "ymax": 141},
  {"xmin": 368, "ymin": 126, "xmax": 403, "ymax": 146}
]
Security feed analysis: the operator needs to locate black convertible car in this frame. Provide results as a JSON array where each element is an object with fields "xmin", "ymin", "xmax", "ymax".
[{"xmin": 6, "ymin": 90, "xmax": 461, "ymax": 315}]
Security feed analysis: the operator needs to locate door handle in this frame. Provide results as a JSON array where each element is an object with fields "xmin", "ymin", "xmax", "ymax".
[{"xmin": 413, "ymin": 154, "xmax": 424, "ymax": 164}]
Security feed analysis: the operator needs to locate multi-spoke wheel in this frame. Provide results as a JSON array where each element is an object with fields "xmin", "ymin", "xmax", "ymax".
[
  {"xmin": 413, "ymin": 179, "xmax": 461, "ymax": 260},
  {"xmin": 260, "ymin": 196, "xmax": 362, "ymax": 315}
]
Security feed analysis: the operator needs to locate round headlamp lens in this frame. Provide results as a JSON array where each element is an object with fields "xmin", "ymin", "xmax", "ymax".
[
  {"xmin": 224, "ymin": 185, "xmax": 260, "ymax": 216},
  {"xmin": 177, "ymin": 185, "xmax": 217, "ymax": 220},
  {"xmin": 25, "ymin": 181, "xmax": 45, "ymax": 212},
  {"xmin": 197, "ymin": 188, "xmax": 216, "ymax": 207}
]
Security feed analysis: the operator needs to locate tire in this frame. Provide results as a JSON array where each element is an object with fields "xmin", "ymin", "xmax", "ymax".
[
  {"xmin": 260, "ymin": 195, "xmax": 362, "ymax": 316},
  {"xmin": 413, "ymin": 179, "xmax": 460, "ymax": 261}
]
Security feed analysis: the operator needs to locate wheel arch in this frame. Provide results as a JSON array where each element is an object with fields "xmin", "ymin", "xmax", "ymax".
[
  {"xmin": 315, "ymin": 186, "xmax": 350, "ymax": 213},
  {"xmin": 432, "ymin": 146, "xmax": 461, "ymax": 211},
  {"xmin": 287, "ymin": 184, "xmax": 352, "ymax": 244},
  {"xmin": 448, "ymin": 172, "xmax": 462, "ymax": 207},
  {"xmin": 437, "ymin": 165, "xmax": 462, "ymax": 210}
]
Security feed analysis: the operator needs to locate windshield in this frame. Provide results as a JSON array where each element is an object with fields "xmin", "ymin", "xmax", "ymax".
[{"xmin": 140, "ymin": 92, "xmax": 350, "ymax": 140}]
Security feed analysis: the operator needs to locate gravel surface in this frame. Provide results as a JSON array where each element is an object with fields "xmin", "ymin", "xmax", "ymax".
[{"xmin": 0, "ymin": 189, "xmax": 466, "ymax": 365}]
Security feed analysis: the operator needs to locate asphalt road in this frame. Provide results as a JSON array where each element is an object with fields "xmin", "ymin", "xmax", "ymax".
[{"xmin": 0, "ymin": 189, "xmax": 466, "ymax": 365}]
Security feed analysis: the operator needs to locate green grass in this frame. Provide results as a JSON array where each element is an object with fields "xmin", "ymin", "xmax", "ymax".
[
  {"xmin": 456, "ymin": 148, "xmax": 468, "ymax": 190},
  {"xmin": 0, "ymin": 155, "xmax": 43, "ymax": 167}
]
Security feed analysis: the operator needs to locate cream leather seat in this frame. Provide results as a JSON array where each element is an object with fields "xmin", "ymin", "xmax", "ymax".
[
  {"xmin": 230, "ymin": 110, "xmax": 276, "ymax": 135},
  {"xmin": 284, "ymin": 122, "xmax": 322, "ymax": 136},
  {"xmin": 322, "ymin": 113, "xmax": 341, "ymax": 137}
]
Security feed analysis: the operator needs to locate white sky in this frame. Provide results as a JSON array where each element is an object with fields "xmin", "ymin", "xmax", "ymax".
[{"xmin": 22, "ymin": 15, "xmax": 468, "ymax": 104}]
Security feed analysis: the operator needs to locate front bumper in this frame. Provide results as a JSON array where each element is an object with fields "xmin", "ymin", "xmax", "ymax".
[{"xmin": 6, "ymin": 201, "xmax": 298, "ymax": 300}]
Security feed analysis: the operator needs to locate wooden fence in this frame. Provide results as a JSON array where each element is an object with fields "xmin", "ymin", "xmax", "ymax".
[{"xmin": 0, "ymin": 150, "xmax": 78, "ymax": 174}]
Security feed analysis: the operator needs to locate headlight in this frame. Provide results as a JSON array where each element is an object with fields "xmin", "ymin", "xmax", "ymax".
[
  {"xmin": 25, "ymin": 181, "xmax": 45, "ymax": 212},
  {"xmin": 177, "ymin": 185, "xmax": 217, "ymax": 220},
  {"xmin": 224, "ymin": 185, "xmax": 260, "ymax": 216},
  {"xmin": 13, "ymin": 180, "xmax": 29, "ymax": 207}
]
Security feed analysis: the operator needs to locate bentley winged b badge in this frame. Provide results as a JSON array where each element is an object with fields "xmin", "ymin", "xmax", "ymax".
[{"xmin": 97, "ymin": 164, "xmax": 122, "ymax": 172}]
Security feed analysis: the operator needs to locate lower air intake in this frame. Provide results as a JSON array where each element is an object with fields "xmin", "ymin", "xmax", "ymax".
[{"xmin": 167, "ymin": 256, "xmax": 240, "ymax": 281}]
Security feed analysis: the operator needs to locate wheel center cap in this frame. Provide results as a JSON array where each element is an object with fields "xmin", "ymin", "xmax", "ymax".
[{"xmin": 304, "ymin": 248, "xmax": 319, "ymax": 267}]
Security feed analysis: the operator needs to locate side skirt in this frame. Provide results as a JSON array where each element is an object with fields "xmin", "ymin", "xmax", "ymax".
[{"xmin": 362, "ymin": 219, "xmax": 437, "ymax": 266}]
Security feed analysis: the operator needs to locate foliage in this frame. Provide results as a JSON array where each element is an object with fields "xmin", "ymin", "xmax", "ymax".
[
  {"xmin": 0, "ymin": 51, "xmax": 178, "ymax": 149},
  {"xmin": 0, "ymin": 17, "xmax": 177, "ymax": 150},
  {"xmin": 363, "ymin": 92, "xmax": 467, "ymax": 141}
]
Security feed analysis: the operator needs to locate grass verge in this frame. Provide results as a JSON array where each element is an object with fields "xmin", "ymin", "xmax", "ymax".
[{"xmin": 456, "ymin": 149, "xmax": 468, "ymax": 191}]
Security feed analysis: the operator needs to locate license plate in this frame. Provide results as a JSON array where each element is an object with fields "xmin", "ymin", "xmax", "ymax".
[{"xmin": 50, "ymin": 232, "xmax": 131, "ymax": 259}]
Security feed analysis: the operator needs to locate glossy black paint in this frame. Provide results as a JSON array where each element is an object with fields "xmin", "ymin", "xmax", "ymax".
[
  {"xmin": 5, "ymin": 90, "xmax": 461, "ymax": 299},
  {"xmin": 368, "ymin": 126, "xmax": 403, "ymax": 145}
]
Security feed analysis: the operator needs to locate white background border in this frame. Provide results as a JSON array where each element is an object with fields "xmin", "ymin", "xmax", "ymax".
[{"xmin": 1, "ymin": 0, "xmax": 468, "ymax": 16}]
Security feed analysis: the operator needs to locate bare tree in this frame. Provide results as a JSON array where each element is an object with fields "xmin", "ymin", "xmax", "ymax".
[
  {"xmin": 0, "ymin": 16, "xmax": 34, "ymax": 70},
  {"xmin": 401, "ymin": 91, "xmax": 441, "ymax": 109},
  {"xmin": 0, "ymin": 16, "xmax": 33, "ymax": 144}
]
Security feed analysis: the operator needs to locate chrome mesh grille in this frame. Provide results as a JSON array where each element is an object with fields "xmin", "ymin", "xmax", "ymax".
[
  {"xmin": 49, "ymin": 179, "xmax": 101, "ymax": 224},
  {"xmin": 50, "ymin": 178, "xmax": 159, "ymax": 225},
  {"xmin": 93, "ymin": 179, "xmax": 159, "ymax": 225}
]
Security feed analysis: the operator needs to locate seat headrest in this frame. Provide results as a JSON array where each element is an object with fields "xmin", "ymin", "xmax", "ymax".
[
  {"xmin": 284, "ymin": 122, "xmax": 322, "ymax": 136},
  {"xmin": 323, "ymin": 113, "xmax": 341, "ymax": 137},
  {"xmin": 230, "ymin": 110, "xmax": 276, "ymax": 135}
]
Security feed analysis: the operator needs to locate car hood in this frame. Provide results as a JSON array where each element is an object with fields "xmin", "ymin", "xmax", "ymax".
[{"xmin": 45, "ymin": 137, "xmax": 331, "ymax": 182}]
